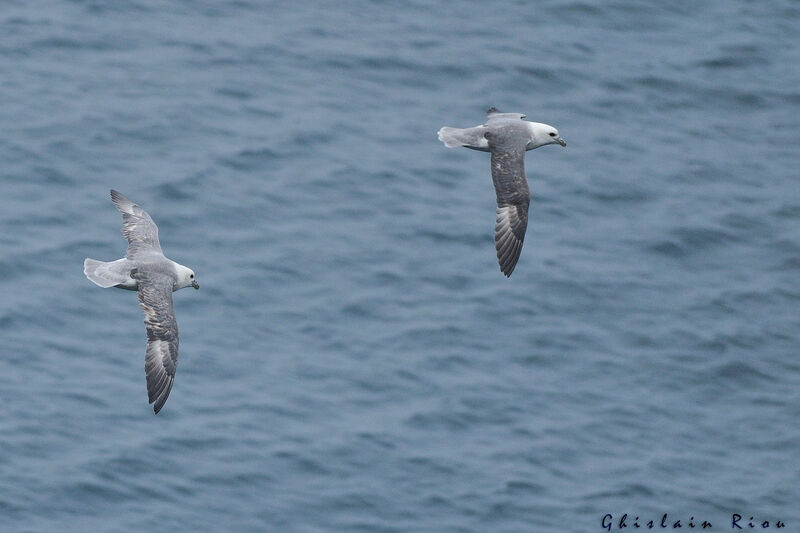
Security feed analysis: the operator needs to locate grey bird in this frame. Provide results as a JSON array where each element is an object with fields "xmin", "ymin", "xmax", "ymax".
[
  {"xmin": 438, "ymin": 107, "xmax": 566, "ymax": 277},
  {"xmin": 84, "ymin": 190, "xmax": 199, "ymax": 414}
]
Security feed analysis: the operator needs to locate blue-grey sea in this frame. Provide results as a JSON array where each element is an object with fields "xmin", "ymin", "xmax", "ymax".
[{"xmin": 1, "ymin": 1, "xmax": 799, "ymax": 532}]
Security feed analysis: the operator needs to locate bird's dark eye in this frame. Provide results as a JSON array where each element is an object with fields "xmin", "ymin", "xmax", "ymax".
[
  {"xmin": 549, "ymin": 132, "xmax": 556, "ymax": 137},
  {"xmin": 190, "ymin": 274, "xmax": 194, "ymax": 278}
]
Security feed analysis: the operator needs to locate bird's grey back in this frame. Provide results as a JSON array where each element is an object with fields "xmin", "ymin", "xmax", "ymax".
[
  {"xmin": 145, "ymin": 258, "xmax": 179, "ymax": 283},
  {"xmin": 484, "ymin": 119, "xmax": 531, "ymax": 154}
]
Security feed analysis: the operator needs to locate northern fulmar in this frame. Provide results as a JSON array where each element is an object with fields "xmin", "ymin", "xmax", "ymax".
[
  {"xmin": 84, "ymin": 190, "xmax": 199, "ymax": 414},
  {"xmin": 438, "ymin": 108, "xmax": 566, "ymax": 277}
]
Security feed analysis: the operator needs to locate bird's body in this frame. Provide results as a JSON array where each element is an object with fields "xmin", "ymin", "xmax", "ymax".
[
  {"xmin": 84, "ymin": 190, "xmax": 198, "ymax": 414},
  {"xmin": 438, "ymin": 108, "xmax": 566, "ymax": 277}
]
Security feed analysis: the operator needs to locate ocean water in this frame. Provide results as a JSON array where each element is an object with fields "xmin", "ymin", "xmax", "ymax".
[{"xmin": 1, "ymin": 1, "xmax": 799, "ymax": 531}]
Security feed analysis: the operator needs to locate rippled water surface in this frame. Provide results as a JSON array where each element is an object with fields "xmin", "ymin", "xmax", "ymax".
[{"xmin": 1, "ymin": 1, "xmax": 799, "ymax": 531}]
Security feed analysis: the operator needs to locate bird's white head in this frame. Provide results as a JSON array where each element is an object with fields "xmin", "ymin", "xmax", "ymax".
[
  {"xmin": 526, "ymin": 122, "xmax": 567, "ymax": 149},
  {"xmin": 175, "ymin": 264, "xmax": 199, "ymax": 291}
]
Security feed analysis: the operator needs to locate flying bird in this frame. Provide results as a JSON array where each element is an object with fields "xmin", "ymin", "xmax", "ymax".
[
  {"xmin": 84, "ymin": 190, "xmax": 199, "ymax": 414},
  {"xmin": 438, "ymin": 108, "xmax": 566, "ymax": 276}
]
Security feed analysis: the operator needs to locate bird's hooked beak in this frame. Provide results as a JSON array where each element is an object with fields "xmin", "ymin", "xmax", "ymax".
[
  {"xmin": 192, "ymin": 280, "xmax": 199, "ymax": 290},
  {"xmin": 557, "ymin": 137, "xmax": 567, "ymax": 147}
]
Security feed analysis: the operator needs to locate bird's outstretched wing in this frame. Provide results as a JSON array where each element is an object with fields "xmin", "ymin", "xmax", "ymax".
[
  {"xmin": 487, "ymin": 130, "xmax": 530, "ymax": 277},
  {"xmin": 486, "ymin": 107, "xmax": 526, "ymax": 123},
  {"xmin": 110, "ymin": 190, "xmax": 163, "ymax": 259},
  {"xmin": 133, "ymin": 269, "xmax": 179, "ymax": 414}
]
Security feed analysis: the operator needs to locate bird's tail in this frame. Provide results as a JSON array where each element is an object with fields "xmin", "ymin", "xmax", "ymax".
[
  {"xmin": 84, "ymin": 258, "xmax": 126, "ymax": 288},
  {"xmin": 437, "ymin": 126, "xmax": 490, "ymax": 151}
]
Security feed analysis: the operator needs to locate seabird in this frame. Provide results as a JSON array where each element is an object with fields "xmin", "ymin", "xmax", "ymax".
[
  {"xmin": 438, "ymin": 107, "xmax": 566, "ymax": 276},
  {"xmin": 84, "ymin": 190, "xmax": 199, "ymax": 414}
]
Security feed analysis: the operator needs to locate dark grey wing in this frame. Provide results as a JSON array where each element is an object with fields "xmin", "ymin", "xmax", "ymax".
[
  {"xmin": 132, "ymin": 269, "xmax": 178, "ymax": 414},
  {"xmin": 110, "ymin": 190, "xmax": 163, "ymax": 259},
  {"xmin": 489, "ymin": 145, "xmax": 530, "ymax": 277}
]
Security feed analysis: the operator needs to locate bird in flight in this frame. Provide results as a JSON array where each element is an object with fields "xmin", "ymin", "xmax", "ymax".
[
  {"xmin": 438, "ymin": 107, "xmax": 566, "ymax": 276},
  {"xmin": 84, "ymin": 190, "xmax": 199, "ymax": 414}
]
